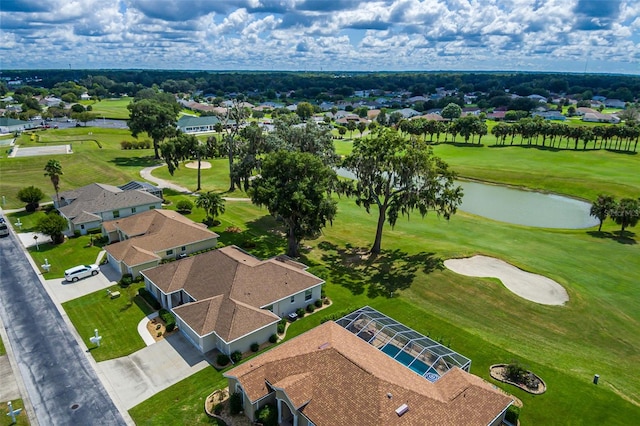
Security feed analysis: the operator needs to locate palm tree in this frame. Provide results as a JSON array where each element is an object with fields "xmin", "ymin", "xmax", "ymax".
[
  {"xmin": 612, "ymin": 198, "xmax": 640, "ymax": 234},
  {"xmin": 195, "ymin": 192, "xmax": 226, "ymax": 226},
  {"xmin": 44, "ymin": 159, "xmax": 63, "ymax": 206},
  {"xmin": 590, "ymin": 194, "xmax": 616, "ymax": 232}
]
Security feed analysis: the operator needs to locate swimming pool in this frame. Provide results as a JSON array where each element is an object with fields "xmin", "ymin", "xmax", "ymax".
[{"xmin": 381, "ymin": 343, "xmax": 440, "ymax": 382}]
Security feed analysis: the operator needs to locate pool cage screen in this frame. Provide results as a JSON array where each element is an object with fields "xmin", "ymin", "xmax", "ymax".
[{"xmin": 336, "ymin": 306, "xmax": 471, "ymax": 382}]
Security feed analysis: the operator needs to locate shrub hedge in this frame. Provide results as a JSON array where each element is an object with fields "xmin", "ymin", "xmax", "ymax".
[
  {"xmin": 159, "ymin": 308, "xmax": 176, "ymax": 332},
  {"xmin": 216, "ymin": 354, "xmax": 230, "ymax": 366},
  {"xmin": 231, "ymin": 351, "xmax": 243, "ymax": 363}
]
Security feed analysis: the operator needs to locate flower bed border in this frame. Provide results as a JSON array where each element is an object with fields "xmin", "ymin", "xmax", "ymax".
[{"xmin": 490, "ymin": 364, "xmax": 547, "ymax": 395}]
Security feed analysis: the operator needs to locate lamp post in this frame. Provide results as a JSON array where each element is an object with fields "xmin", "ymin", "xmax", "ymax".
[{"xmin": 33, "ymin": 234, "xmax": 39, "ymax": 250}]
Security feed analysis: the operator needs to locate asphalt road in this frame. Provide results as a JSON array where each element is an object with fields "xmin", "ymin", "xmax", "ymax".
[{"xmin": 0, "ymin": 232, "xmax": 125, "ymax": 425}]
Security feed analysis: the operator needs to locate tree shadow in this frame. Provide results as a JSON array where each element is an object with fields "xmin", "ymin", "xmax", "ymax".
[
  {"xmin": 318, "ymin": 242, "xmax": 444, "ymax": 298},
  {"xmin": 586, "ymin": 230, "xmax": 637, "ymax": 245},
  {"xmin": 438, "ymin": 141, "xmax": 485, "ymax": 148},
  {"xmin": 218, "ymin": 214, "xmax": 288, "ymax": 259},
  {"xmin": 109, "ymin": 156, "xmax": 159, "ymax": 168}
]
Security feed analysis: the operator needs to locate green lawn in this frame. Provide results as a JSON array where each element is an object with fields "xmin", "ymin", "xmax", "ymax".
[
  {"xmin": 130, "ymin": 194, "xmax": 640, "ymax": 424},
  {"xmin": 27, "ymin": 234, "xmax": 103, "ymax": 278},
  {"xmin": 85, "ymin": 98, "xmax": 132, "ymax": 119},
  {"xmin": 0, "ymin": 127, "xmax": 158, "ymax": 209},
  {"xmin": 0, "ymin": 335, "xmax": 5, "ymax": 356},
  {"xmin": 129, "ymin": 367, "xmax": 226, "ymax": 425},
  {"xmin": 62, "ymin": 283, "xmax": 155, "ymax": 362}
]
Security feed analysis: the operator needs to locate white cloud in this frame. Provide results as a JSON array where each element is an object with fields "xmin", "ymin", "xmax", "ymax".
[{"xmin": 0, "ymin": 0, "xmax": 637, "ymax": 73}]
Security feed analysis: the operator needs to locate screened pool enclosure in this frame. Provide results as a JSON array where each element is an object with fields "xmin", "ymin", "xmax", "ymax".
[{"xmin": 336, "ymin": 306, "xmax": 471, "ymax": 382}]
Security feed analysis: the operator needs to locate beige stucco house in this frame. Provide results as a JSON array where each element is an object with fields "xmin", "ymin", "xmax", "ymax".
[
  {"xmin": 224, "ymin": 320, "xmax": 514, "ymax": 426},
  {"xmin": 102, "ymin": 209, "xmax": 219, "ymax": 278},
  {"xmin": 141, "ymin": 246, "xmax": 324, "ymax": 355}
]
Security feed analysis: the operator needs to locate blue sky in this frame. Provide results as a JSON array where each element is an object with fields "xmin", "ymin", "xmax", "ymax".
[{"xmin": 1, "ymin": 0, "xmax": 639, "ymax": 74}]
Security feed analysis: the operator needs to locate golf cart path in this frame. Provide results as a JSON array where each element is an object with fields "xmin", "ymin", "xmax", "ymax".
[
  {"xmin": 140, "ymin": 165, "xmax": 250, "ymax": 201},
  {"xmin": 444, "ymin": 255, "xmax": 569, "ymax": 306}
]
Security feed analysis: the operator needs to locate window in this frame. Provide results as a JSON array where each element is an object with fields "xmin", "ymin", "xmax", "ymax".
[
  {"xmin": 290, "ymin": 295, "xmax": 295, "ymax": 303},
  {"xmin": 305, "ymin": 289, "xmax": 312, "ymax": 301},
  {"xmin": 181, "ymin": 246, "xmax": 186, "ymax": 252},
  {"xmin": 112, "ymin": 210, "xmax": 120, "ymax": 218},
  {"xmin": 167, "ymin": 249, "xmax": 174, "ymax": 256},
  {"xmin": 149, "ymin": 205, "xmax": 156, "ymax": 210},
  {"xmin": 131, "ymin": 207, "xmax": 137, "ymax": 213},
  {"xmin": 80, "ymin": 224, "xmax": 85, "ymax": 230}
]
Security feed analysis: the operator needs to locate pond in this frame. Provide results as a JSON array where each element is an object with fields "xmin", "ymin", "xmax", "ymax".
[
  {"xmin": 335, "ymin": 168, "xmax": 598, "ymax": 229},
  {"xmin": 457, "ymin": 180, "xmax": 598, "ymax": 229}
]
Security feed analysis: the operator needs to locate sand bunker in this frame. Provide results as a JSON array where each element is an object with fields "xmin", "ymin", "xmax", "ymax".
[
  {"xmin": 444, "ymin": 255, "xmax": 569, "ymax": 306},
  {"xmin": 185, "ymin": 161, "xmax": 211, "ymax": 169}
]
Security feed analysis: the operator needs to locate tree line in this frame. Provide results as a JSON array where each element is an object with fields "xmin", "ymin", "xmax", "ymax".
[{"xmin": 590, "ymin": 194, "xmax": 640, "ymax": 234}]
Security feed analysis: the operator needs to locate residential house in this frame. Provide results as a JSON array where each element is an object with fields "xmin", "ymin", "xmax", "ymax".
[
  {"xmin": 604, "ymin": 99, "xmax": 626, "ymax": 109},
  {"xmin": 582, "ymin": 112, "xmax": 620, "ymax": 124},
  {"xmin": 102, "ymin": 209, "xmax": 219, "ymax": 278},
  {"xmin": 176, "ymin": 115, "xmax": 222, "ymax": 134},
  {"xmin": 55, "ymin": 183, "xmax": 162, "ymax": 235},
  {"xmin": 396, "ymin": 108, "xmax": 421, "ymax": 119},
  {"xmin": 0, "ymin": 117, "xmax": 36, "ymax": 133},
  {"xmin": 141, "ymin": 246, "xmax": 325, "ymax": 355},
  {"xmin": 532, "ymin": 111, "xmax": 566, "ymax": 121},
  {"xmin": 224, "ymin": 318, "xmax": 513, "ymax": 426}
]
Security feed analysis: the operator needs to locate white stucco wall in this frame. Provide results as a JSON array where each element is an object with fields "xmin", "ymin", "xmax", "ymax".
[{"xmin": 228, "ymin": 322, "xmax": 278, "ymax": 355}]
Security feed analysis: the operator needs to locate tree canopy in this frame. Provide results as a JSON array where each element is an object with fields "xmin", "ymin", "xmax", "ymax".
[
  {"xmin": 250, "ymin": 151, "xmax": 338, "ymax": 257},
  {"xmin": 612, "ymin": 198, "xmax": 640, "ymax": 233},
  {"xmin": 127, "ymin": 97, "xmax": 180, "ymax": 159},
  {"xmin": 17, "ymin": 186, "xmax": 45, "ymax": 212},
  {"xmin": 36, "ymin": 213, "xmax": 67, "ymax": 244},
  {"xmin": 590, "ymin": 194, "xmax": 616, "ymax": 232},
  {"xmin": 342, "ymin": 128, "xmax": 462, "ymax": 254},
  {"xmin": 195, "ymin": 192, "xmax": 226, "ymax": 226}
]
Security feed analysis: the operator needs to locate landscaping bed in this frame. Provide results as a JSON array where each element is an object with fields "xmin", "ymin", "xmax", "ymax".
[{"xmin": 490, "ymin": 363, "xmax": 546, "ymax": 395}]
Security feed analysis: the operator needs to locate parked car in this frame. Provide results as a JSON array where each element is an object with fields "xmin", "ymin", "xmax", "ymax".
[
  {"xmin": 64, "ymin": 264, "xmax": 99, "ymax": 282},
  {"xmin": 0, "ymin": 222, "xmax": 9, "ymax": 238}
]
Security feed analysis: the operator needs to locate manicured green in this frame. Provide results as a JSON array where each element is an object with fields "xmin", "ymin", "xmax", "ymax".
[
  {"xmin": 0, "ymin": 127, "xmax": 158, "ymax": 209},
  {"xmin": 0, "ymin": 399, "xmax": 29, "ymax": 426},
  {"xmin": 129, "ymin": 367, "xmax": 226, "ymax": 425},
  {"xmin": 0, "ymin": 335, "xmax": 5, "ymax": 356},
  {"xmin": 62, "ymin": 283, "xmax": 155, "ymax": 362},
  {"xmin": 85, "ymin": 98, "xmax": 132, "ymax": 119}
]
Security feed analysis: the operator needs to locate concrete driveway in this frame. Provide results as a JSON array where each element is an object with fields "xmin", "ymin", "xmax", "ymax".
[
  {"xmin": 97, "ymin": 333, "xmax": 212, "ymax": 410},
  {"xmin": 43, "ymin": 264, "xmax": 117, "ymax": 304}
]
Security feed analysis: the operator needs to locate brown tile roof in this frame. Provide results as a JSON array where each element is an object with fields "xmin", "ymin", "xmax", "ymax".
[
  {"xmin": 104, "ymin": 209, "xmax": 219, "ymax": 266},
  {"xmin": 144, "ymin": 245, "xmax": 322, "ymax": 307},
  {"xmin": 142, "ymin": 246, "xmax": 324, "ymax": 340},
  {"xmin": 57, "ymin": 183, "xmax": 161, "ymax": 220},
  {"xmin": 225, "ymin": 322, "xmax": 512, "ymax": 426},
  {"xmin": 172, "ymin": 295, "xmax": 278, "ymax": 342}
]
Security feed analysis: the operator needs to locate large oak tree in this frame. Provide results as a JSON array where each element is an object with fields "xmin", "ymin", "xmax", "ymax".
[
  {"xmin": 342, "ymin": 128, "xmax": 463, "ymax": 254},
  {"xmin": 127, "ymin": 97, "xmax": 180, "ymax": 159},
  {"xmin": 250, "ymin": 151, "xmax": 337, "ymax": 257}
]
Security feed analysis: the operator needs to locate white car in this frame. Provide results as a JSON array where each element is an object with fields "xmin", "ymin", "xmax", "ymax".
[{"xmin": 65, "ymin": 264, "xmax": 99, "ymax": 282}]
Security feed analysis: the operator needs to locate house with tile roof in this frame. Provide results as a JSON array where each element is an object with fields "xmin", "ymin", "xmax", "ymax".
[
  {"xmin": 141, "ymin": 246, "xmax": 324, "ymax": 355},
  {"xmin": 55, "ymin": 183, "xmax": 162, "ymax": 236},
  {"xmin": 176, "ymin": 115, "xmax": 222, "ymax": 134},
  {"xmin": 224, "ymin": 320, "xmax": 513, "ymax": 426},
  {"xmin": 102, "ymin": 209, "xmax": 219, "ymax": 278}
]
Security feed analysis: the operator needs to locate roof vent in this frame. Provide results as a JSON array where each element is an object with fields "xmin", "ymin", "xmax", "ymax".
[
  {"xmin": 395, "ymin": 404, "xmax": 409, "ymax": 417},
  {"xmin": 387, "ymin": 393, "xmax": 392, "ymax": 399},
  {"xmin": 318, "ymin": 342, "xmax": 330, "ymax": 350}
]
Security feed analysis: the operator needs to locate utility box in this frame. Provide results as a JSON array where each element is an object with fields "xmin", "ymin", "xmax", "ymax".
[{"xmin": 593, "ymin": 374, "xmax": 599, "ymax": 385}]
